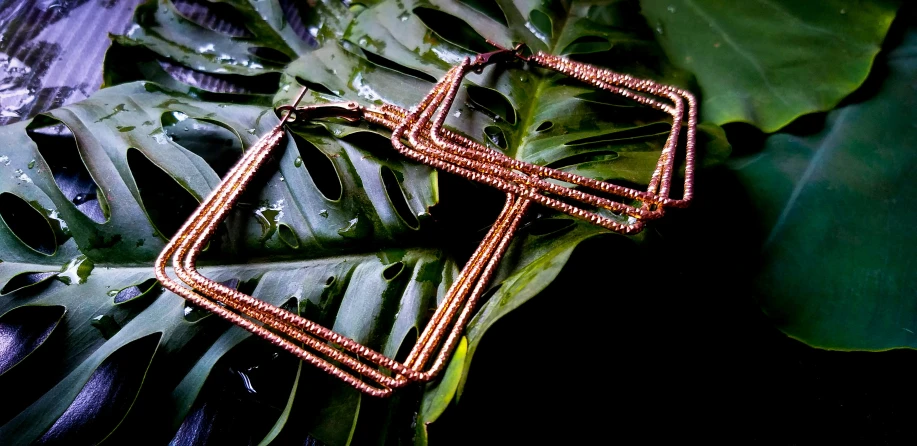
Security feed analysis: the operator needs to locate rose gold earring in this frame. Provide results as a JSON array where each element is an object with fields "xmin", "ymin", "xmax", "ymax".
[
  {"xmin": 156, "ymin": 44, "xmax": 698, "ymax": 397},
  {"xmin": 156, "ymin": 91, "xmax": 530, "ymax": 397}
]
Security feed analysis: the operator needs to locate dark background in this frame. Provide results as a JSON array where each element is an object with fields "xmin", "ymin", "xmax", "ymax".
[{"xmin": 3, "ymin": 0, "xmax": 916, "ymax": 444}]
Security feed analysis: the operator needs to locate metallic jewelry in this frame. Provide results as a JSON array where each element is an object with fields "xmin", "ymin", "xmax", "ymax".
[{"xmin": 155, "ymin": 45, "xmax": 698, "ymax": 397}]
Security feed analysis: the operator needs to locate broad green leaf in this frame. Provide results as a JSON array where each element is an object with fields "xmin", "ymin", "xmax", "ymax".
[
  {"xmin": 414, "ymin": 336, "xmax": 467, "ymax": 443},
  {"xmin": 730, "ymin": 27, "xmax": 917, "ymax": 349},
  {"xmin": 116, "ymin": 0, "xmax": 349, "ymax": 77},
  {"xmin": 284, "ymin": 0, "xmax": 723, "ymax": 194},
  {"xmin": 0, "ymin": 82, "xmax": 455, "ymax": 444},
  {"xmin": 641, "ymin": 0, "xmax": 901, "ymax": 132},
  {"xmin": 6, "ymin": 0, "xmax": 736, "ymax": 443}
]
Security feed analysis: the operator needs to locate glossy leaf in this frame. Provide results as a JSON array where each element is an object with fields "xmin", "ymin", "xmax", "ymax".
[
  {"xmin": 2, "ymin": 0, "xmax": 738, "ymax": 444},
  {"xmin": 641, "ymin": 0, "xmax": 901, "ymax": 132},
  {"xmin": 282, "ymin": 0, "xmax": 728, "ymax": 196},
  {"xmin": 0, "ymin": 81, "xmax": 453, "ymax": 444},
  {"xmin": 730, "ymin": 27, "xmax": 917, "ymax": 349}
]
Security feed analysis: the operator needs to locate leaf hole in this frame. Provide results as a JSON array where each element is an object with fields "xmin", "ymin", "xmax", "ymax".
[
  {"xmin": 382, "ymin": 261, "xmax": 406, "ymax": 281},
  {"xmin": 561, "ymin": 36, "xmax": 612, "ymax": 55},
  {"xmin": 325, "ymin": 275, "xmax": 336, "ymax": 287},
  {"xmin": 358, "ymin": 49, "xmax": 437, "ymax": 83},
  {"xmin": 412, "ymin": 7, "xmax": 492, "ymax": 53},
  {"xmin": 36, "ymin": 332, "xmax": 162, "ymax": 446},
  {"xmin": 291, "ymin": 133, "xmax": 343, "ymax": 201},
  {"xmin": 483, "ymin": 125, "xmax": 507, "ymax": 150},
  {"xmin": 536, "ymin": 121, "xmax": 554, "ymax": 132},
  {"xmin": 528, "ymin": 9, "xmax": 553, "ymax": 39},
  {"xmin": 277, "ymin": 0, "xmax": 316, "ymax": 44},
  {"xmin": 0, "ymin": 272, "xmax": 58, "ymax": 296},
  {"xmin": 26, "ymin": 118, "xmax": 107, "ymax": 223},
  {"xmin": 0, "ymin": 193, "xmax": 57, "ymax": 255},
  {"xmin": 113, "ymin": 278, "xmax": 160, "ymax": 305},
  {"xmin": 161, "ymin": 111, "xmax": 243, "ymax": 178},
  {"xmin": 458, "ymin": 0, "xmax": 508, "ymax": 26},
  {"xmin": 0, "ymin": 305, "xmax": 66, "ymax": 376},
  {"xmin": 278, "ymin": 223, "xmax": 300, "ymax": 249},
  {"xmin": 171, "ymin": 336, "xmax": 299, "ymax": 445},
  {"xmin": 126, "ymin": 148, "xmax": 200, "ymax": 239},
  {"xmin": 466, "ymin": 85, "xmax": 517, "ymax": 124},
  {"xmin": 171, "ymin": 0, "xmax": 252, "ymax": 38},
  {"xmin": 247, "ymin": 46, "xmax": 293, "ymax": 65},
  {"xmin": 394, "ymin": 327, "xmax": 418, "ymax": 363},
  {"xmin": 381, "ymin": 166, "xmax": 419, "ymax": 229},
  {"xmin": 159, "ymin": 59, "xmax": 281, "ymax": 94},
  {"xmin": 294, "ymin": 76, "xmax": 339, "ymax": 97}
]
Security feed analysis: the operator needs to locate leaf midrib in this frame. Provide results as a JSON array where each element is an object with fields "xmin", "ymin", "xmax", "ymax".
[{"xmin": 509, "ymin": 0, "xmax": 575, "ymax": 160}]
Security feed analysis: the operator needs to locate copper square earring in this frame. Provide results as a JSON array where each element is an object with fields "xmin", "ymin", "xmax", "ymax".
[
  {"xmin": 155, "ymin": 90, "xmax": 531, "ymax": 397},
  {"xmin": 155, "ymin": 42, "xmax": 699, "ymax": 397}
]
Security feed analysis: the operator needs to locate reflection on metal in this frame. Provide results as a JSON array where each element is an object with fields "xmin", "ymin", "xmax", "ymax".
[{"xmin": 155, "ymin": 48, "xmax": 698, "ymax": 397}]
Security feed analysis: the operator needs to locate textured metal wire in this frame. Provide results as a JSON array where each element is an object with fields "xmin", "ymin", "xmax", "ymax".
[{"xmin": 155, "ymin": 49, "xmax": 698, "ymax": 397}]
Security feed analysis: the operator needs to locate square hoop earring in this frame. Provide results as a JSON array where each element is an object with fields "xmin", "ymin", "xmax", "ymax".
[
  {"xmin": 157, "ymin": 91, "xmax": 533, "ymax": 397},
  {"xmin": 370, "ymin": 46, "xmax": 697, "ymax": 370},
  {"xmin": 388, "ymin": 44, "xmax": 698, "ymax": 235},
  {"xmin": 157, "ymin": 43, "xmax": 700, "ymax": 397}
]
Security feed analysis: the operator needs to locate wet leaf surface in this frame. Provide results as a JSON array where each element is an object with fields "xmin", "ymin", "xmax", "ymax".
[
  {"xmin": 641, "ymin": 0, "xmax": 901, "ymax": 132},
  {"xmin": 731, "ymin": 26, "xmax": 917, "ymax": 350}
]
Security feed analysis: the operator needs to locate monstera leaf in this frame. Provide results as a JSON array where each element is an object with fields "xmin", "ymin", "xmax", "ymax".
[
  {"xmin": 1, "ymin": 0, "xmax": 736, "ymax": 444},
  {"xmin": 0, "ymin": 81, "xmax": 454, "ymax": 444}
]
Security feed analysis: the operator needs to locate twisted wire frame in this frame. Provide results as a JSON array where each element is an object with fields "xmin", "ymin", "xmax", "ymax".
[
  {"xmin": 154, "ymin": 97, "xmax": 530, "ymax": 396},
  {"xmin": 155, "ymin": 48, "xmax": 698, "ymax": 397},
  {"xmin": 375, "ymin": 49, "xmax": 697, "ymax": 373}
]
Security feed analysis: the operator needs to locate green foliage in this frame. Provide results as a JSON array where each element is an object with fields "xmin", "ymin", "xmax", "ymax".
[
  {"xmin": 730, "ymin": 27, "xmax": 917, "ymax": 350},
  {"xmin": 0, "ymin": 0, "xmax": 907, "ymax": 444},
  {"xmin": 642, "ymin": 0, "xmax": 899, "ymax": 132}
]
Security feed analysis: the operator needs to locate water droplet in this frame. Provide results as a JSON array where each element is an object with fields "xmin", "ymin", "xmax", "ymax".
[
  {"xmin": 319, "ymin": 209, "xmax": 329, "ymax": 218},
  {"xmin": 655, "ymin": 20, "xmax": 665, "ymax": 35},
  {"xmin": 72, "ymin": 192, "xmax": 96, "ymax": 205},
  {"xmin": 338, "ymin": 217, "xmax": 360, "ymax": 237},
  {"xmin": 27, "ymin": 159, "xmax": 35, "ymax": 169},
  {"xmin": 254, "ymin": 199, "xmax": 285, "ymax": 242},
  {"xmin": 294, "ymin": 156, "xmax": 303, "ymax": 167},
  {"xmin": 840, "ymin": 8, "xmax": 846, "ymax": 14},
  {"xmin": 246, "ymin": 128, "xmax": 257, "ymax": 135},
  {"xmin": 0, "ymin": 155, "xmax": 9, "ymax": 165},
  {"xmin": 107, "ymin": 289, "xmax": 119, "ymax": 296},
  {"xmin": 398, "ymin": 12, "xmax": 410, "ymax": 21},
  {"xmin": 667, "ymin": 5, "xmax": 676, "ymax": 13},
  {"xmin": 57, "ymin": 255, "xmax": 94, "ymax": 285}
]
